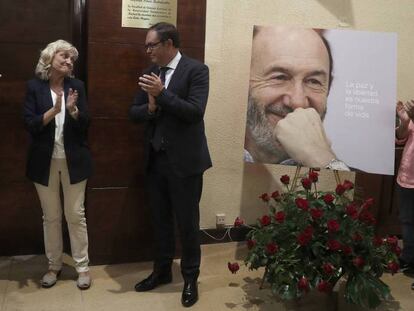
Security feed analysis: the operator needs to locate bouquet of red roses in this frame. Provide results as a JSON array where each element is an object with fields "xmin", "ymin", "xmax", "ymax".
[{"xmin": 230, "ymin": 170, "xmax": 399, "ymax": 309}]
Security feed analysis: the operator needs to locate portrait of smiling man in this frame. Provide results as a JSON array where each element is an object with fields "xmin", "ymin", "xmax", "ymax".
[{"xmin": 245, "ymin": 25, "xmax": 348, "ymax": 170}]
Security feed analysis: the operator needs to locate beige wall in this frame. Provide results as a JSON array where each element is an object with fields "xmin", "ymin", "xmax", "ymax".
[{"xmin": 200, "ymin": 0, "xmax": 414, "ymax": 228}]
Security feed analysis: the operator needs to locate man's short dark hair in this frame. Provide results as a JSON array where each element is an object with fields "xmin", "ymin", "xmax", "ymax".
[{"xmin": 149, "ymin": 22, "xmax": 180, "ymax": 48}]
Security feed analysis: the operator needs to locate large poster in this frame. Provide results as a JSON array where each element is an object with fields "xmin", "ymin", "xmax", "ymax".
[{"xmin": 244, "ymin": 25, "xmax": 397, "ymax": 175}]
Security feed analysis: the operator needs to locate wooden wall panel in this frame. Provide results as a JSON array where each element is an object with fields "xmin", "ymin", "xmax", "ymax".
[
  {"xmin": 0, "ymin": 0, "xmax": 71, "ymax": 43},
  {"xmin": 86, "ymin": 188, "xmax": 153, "ymax": 264},
  {"xmin": 86, "ymin": 0, "xmax": 207, "ymax": 263},
  {"xmin": 375, "ymin": 147, "xmax": 404, "ymax": 236},
  {"xmin": 86, "ymin": 42, "xmax": 148, "ymax": 118},
  {"xmin": 0, "ymin": 183, "xmax": 44, "ymax": 255},
  {"xmin": 0, "ymin": 118, "xmax": 29, "ymax": 184},
  {"xmin": 0, "ymin": 0, "xmax": 75, "ymax": 256},
  {"xmin": 87, "ymin": 119, "xmax": 145, "ymax": 187},
  {"xmin": 355, "ymin": 147, "xmax": 404, "ymax": 237}
]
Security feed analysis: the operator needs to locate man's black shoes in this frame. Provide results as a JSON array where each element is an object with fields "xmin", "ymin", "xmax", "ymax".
[
  {"xmin": 135, "ymin": 272, "xmax": 199, "ymax": 307},
  {"xmin": 134, "ymin": 272, "xmax": 172, "ymax": 292},
  {"xmin": 181, "ymin": 280, "xmax": 198, "ymax": 307}
]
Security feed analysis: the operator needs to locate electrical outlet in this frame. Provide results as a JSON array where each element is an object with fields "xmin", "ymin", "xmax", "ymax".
[{"xmin": 216, "ymin": 213, "xmax": 226, "ymax": 227}]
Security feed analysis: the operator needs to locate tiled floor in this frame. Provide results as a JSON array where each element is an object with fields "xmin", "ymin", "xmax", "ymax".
[{"xmin": 0, "ymin": 242, "xmax": 413, "ymax": 311}]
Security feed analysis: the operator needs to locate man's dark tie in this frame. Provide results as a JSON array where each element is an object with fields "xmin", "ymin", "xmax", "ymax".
[
  {"xmin": 151, "ymin": 67, "xmax": 170, "ymax": 151},
  {"xmin": 159, "ymin": 66, "xmax": 169, "ymax": 84}
]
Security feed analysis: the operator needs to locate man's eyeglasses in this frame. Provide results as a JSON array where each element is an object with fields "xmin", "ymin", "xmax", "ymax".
[{"xmin": 144, "ymin": 41, "xmax": 163, "ymax": 51}]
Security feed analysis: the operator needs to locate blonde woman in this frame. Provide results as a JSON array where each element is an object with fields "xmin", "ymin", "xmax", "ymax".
[{"xmin": 23, "ymin": 40, "xmax": 92, "ymax": 289}]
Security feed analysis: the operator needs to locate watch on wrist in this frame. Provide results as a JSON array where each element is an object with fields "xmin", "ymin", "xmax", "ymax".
[{"xmin": 325, "ymin": 159, "xmax": 350, "ymax": 171}]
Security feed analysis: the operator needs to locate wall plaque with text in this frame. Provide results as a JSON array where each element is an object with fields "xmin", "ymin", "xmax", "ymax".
[{"xmin": 122, "ymin": 0, "xmax": 177, "ymax": 29}]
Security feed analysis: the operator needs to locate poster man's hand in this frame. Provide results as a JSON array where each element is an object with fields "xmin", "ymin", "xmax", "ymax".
[{"xmin": 274, "ymin": 108, "xmax": 335, "ymax": 168}]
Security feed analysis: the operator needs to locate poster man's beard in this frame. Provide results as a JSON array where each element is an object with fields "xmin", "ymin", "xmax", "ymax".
[{"xmin": 246, "ymin": 96, "xmax": 289, "ymax": 163}]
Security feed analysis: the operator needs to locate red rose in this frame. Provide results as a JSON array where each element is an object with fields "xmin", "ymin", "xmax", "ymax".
[
  {"xmin": 309, "ymin": 171, "xmax": 319, "ymax": 183},
  {"xmin": 327, "ymin": 219, "xmax": 340, "ymax": 233},
  {"xmin": 234, "ymin": 217, "xmax": 244, "ymax": 227},
  {"xmin": 297, "ymin": 226, "xmax": 313, "ymax": 246},
  {"xmin": 359, "ymin": 210, "xmax": 376, "ymax": 225},
  {"xmin": 266, "ymin": 242, "xmax": 278, "ymax": 255},
  {"xmin": 393, "ymin": 245, "xmax": 402, "ymax": 256},
  {"xmin": 353, "ymin": 256, "xmax": 365, "ymax": 268},
  {"xmin": 301, "ymin": 177, "xmax": 312, "ymax": 190},
  {"xmin": 271, "ymin": 190, "xmax": 281, "ymax": 201},
  {"xmin": 365, "ymin": 197, "xmax": 375, "ymax": 205},
  {"xmin": 352, "ymin": 232, "xmax": 363, "ymax": 242},
  {"xmin": 260, "ymin": 215, "xmax": 271, "ymax": 226},
  {"xmin": 298, "ymin": 277, "xmax": 309, "ymax": 292},
  {"xmin": 327, "ymin": 239, "xmax": 341, "ymax": 251},
  {"xmin": 343, "ymin": 180, "xmax": 354, "ymax": 190},
  {"xmin": 274, "ymin": 211, "xmax": 285, "ymax": 223},
  {"xmin": 317, "ymin": 280, "xmax": 333, "ymax": 293},
  {"xmin": 361, "ymin": 197, "xmax": 374, "ymax": 210},
  {"xmin": 247, "ymin": 239, "xmax": 256, "ymax": 249},
  {"xmin": 259, "ymin": 193, "xmax": 270, "ymax": 202},
  {"xmin": 227, "ymin": 262, "xmax": 239, "ymax": 274},
  {"xmin": 295, "ymin": 198, "xmax": 309, "ymax": 211},
  {"xmin": 373, "ymin": 236, "xmax": 383, "ymax": 247},
  {"xmin": 310, "ymin": 208, "xmax": 323, "ymax": 220},
  {"xmin": 345, "ymin": 204, "xmax": 358, "ymax": 220},
  {"xmin": 387, "ymin": 236, "xmax": 398, "ymax": 247},
  {"xmin": 297, "ymin": 234, "xmax": 310, "ymax": 246},
  {"xmin": 323, "ymin": 194, "xmax": 335, "ymax": 204},
  {"xmin": 303, "ymin": 225, "xmax": 314, "ymax": 236},
  {"xmin": 322, "ymin": 263, "xmax": 334, "ymax": 275},
  {"xmin": 387, "ymin": 261, "xmax": 399, "ymax": 274},
  {"xmin": 335, "ymin": 184, "xmax": 346, "ymax": 195},
  {"xmin": 280, "ymin": 175, "xmax": 290, "ymax": 185},
  {"xmin": 341, "ymin": 245, "xmax": 352, "ymax": 255}
]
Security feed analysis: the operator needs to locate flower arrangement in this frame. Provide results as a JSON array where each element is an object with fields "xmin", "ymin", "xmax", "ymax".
[{"xmin": 229, "ymin": 170, "xmax": 400, "ymax": 309}]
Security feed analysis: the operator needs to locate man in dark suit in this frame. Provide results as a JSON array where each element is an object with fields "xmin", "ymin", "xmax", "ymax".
[{"xmin": 129, "ymin": 22, "xmax": 211, "ymax": 307}]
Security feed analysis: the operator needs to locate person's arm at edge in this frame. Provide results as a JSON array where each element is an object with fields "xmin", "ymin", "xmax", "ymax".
[{"xmin": 396, "ymin": 100, "xmax": 410, "ymax": 143}]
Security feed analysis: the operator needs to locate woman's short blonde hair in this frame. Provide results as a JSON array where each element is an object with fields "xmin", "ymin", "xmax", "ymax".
[{"xmin": 35, "ymin": 39, "xmax": 79, "ymax": 80}]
